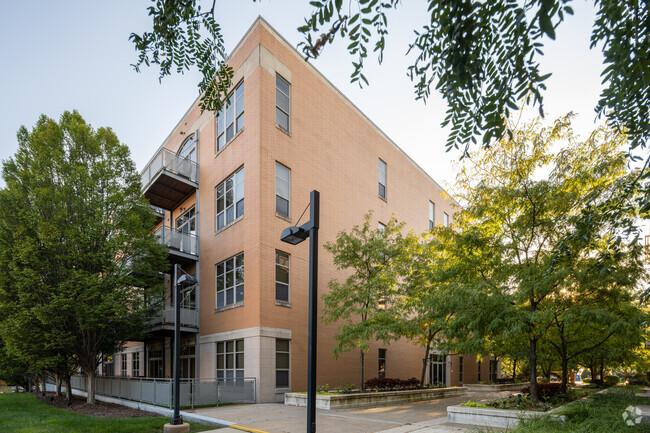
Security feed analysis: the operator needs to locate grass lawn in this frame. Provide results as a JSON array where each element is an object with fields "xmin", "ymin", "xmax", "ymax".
[
  {"xmin": 0, "ymin": 393, "xmax": 217, "ymax": 433},
  {"xmin": 482, "ymin": 387, "xmax": 650, "ymax": 432}
]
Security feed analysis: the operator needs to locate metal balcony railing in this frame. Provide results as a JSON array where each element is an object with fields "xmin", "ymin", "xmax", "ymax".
[
  {"xmin": 154, "ymin": 225, "xmax": 198, "ymax": 257},
  {"xmin": 148, "ymin": 305, "xmax": 200, "ymax": 329},
  {"xmin": 141, "ymin": 148, "xmax": 198, "ymax": 190}
]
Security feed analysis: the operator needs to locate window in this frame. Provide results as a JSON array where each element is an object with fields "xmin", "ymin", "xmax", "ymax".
[
  {"xmin": 378, "ymin": 349, "xmax": 387, "ymax": 378},
  {"xmin": 216, "ymin": 253, "xmax": 244, "ymax": 308},
  {"xmin": 216, "ymin": 82, "xmax": 244, "ymax": 152},
  {"xmin": 478, "ymin": 360, "xmax": 482, "ymax": 382},
  {"xmin": 217, "ymin": 339, "xmax": 244, "ymax": 380},
  {"xmin": 103, "ymin": 355, "xmax": 114, "ymax": 377},
  {"xmin": 216, "ymin": 167, "xmax": 244, "ymax": 230},
  {"xmin": 148, "ymin": 348, "xmax": 164, "ymax": 378},
  {"xmin": 378, "ymin": 222, "xmax": 386, "ymax": 232},
  {"xmin": 444, "ymin": 212, "xmax": 449, "ymax": 227},
  {"xmin": 276, "ymin": 251, "xmax": 290, "ymax": 303},
  {"xmin": 378, "ymin": 159, "xmax": 387, "ymax": 199},
  {"xmin": 430, "ymin": 354, "xmax": 446, "ymax": 386},
  {"xmin": 178, "ymin": 135, "xmax": 196, "ymax": 162},
  {"xmin": 275, "ymin": 163, "xmax": 290, "ymax": 218},
  {"xmin": 181, "ymin": 340, "xmax": 196, "ymax": 379},
  {"xmin": 429, "ymin": 201, "xmax": 435, "ymax": 229},
  {"xmin": 121, "ymin": 353, "xmax": 127, "ymax": 376},
  {"xmin": 459, "ymin": 356, "xmax": 463, "ymax": 383},
  {"xmin": 489, "ymin": 359, "xmax": 498, "ymax": 383},
  {"xmin": 132, "ymin": 352, "xmax": 140, "ymax": 377},
  {"xmin": 276, "ymin": 75, "xmax": 290, "ymax": 132},
  {"xmin": 176, "ymin": 207, "xmax": 196, "ymax": 235},
  {"xmin": 276, "ymin": 339, "xmax": 290, "ymax": 388}
]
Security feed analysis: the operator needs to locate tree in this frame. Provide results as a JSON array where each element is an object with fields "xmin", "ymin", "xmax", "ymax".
[
  {"xmin": 132, "ymin": 1, "xmax": 649, "ymax": 159},
  {"xmin": 322, "ymin": 214, "xmax": 403, "ymax": 390},
  {"xmin": 0, "ymin": 111, "xmax": 168, "ymax": 403},
  {"xmin": 444, "ymin": 115, "xmax": 645, "ymax": 401}
]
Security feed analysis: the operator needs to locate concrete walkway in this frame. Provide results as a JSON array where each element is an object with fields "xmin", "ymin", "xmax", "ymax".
[{"xmin": 192, "ymin": 391, "xmax": 511, "ymax": 433}]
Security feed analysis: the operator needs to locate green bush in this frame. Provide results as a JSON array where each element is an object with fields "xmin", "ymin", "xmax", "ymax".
[
  {"xmin": 582, "ymin": 377, "xmax": 591, "ymax": 383},
  {"xmin": 604, "ymin": 375, "xmax": 620, "ymax": 385}
]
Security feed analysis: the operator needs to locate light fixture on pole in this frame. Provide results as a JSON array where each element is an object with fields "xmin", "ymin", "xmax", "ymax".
[
  {"xmin": 164, "ymin": 264, "xmax": 198, "ymax": 433},
  {"xmin": 281, "ymin": 190, "xmax": 319, "ymax": 433}
]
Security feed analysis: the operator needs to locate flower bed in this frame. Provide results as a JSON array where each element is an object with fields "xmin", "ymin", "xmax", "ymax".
[
  {"xmin": 447, "ymin": 404, "xmax": 566, "ymax": 428},
  {"xmin": 464, "ymin": 382, "xmax": 528, "ymax": 392},
  {"xmin": 285, "ymin": 386, "xmax": 468, "ymax": 410}
]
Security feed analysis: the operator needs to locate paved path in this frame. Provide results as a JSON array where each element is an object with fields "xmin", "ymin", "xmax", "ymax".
[{"xmin": 192, "ymin": 391, "xmax": 511, "ymax": 433}]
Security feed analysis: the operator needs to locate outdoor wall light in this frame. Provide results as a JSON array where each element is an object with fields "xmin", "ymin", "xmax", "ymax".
[{"xmin": 280, "ymin": 226, "xmax": 309, "ymax": 245}]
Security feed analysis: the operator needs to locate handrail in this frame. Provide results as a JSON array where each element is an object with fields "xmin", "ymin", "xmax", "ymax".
[{"xmin": 141, "ymin": 148, "xmax": 198, "ymax": 190}]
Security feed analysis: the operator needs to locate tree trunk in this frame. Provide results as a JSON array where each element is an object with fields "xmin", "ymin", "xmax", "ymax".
[
  {"xmin": 360, "ymin": 350, "xmax": 365, "ymax": 392},
  {"xmin": 56, "ymin": 375, "xmax": 62, "ymax": 397},
  {"xmin": 65, "ymin": 375, "xmax": 72, "ymax": 401},
  {"xmin": 86, "ymin": 370, "xmax": 96, "ymax": 404},
  {"xmin": 560, "ymin": 354, "xmax": 569, "ymax": 394},
  {"xmin": 529, "ymin": 338, "xmax": 539, "ymax": 402},
  {"xmin": 599, "ymin": 360, "xmax": 604, "ymax": 381},
  {"xmin": 421, "ymin": 343, "xmax": 431, "ymax": 387},
  {"xmin": 512, "ymin": 359, "xmax": 517, "ymax": 381}
]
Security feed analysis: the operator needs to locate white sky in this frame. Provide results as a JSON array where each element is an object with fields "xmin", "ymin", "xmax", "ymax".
[{"xmin": 0, "ymin": 1, "xmax": 605, "ymax": 191}]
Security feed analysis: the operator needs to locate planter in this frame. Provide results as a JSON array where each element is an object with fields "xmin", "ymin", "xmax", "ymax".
[
  {"xmin": 285, "ymin": 387, "xmax": 468, "ymax": 410},
  {"xmin": 464, "ymin": 383, "xmax": 528, "ymax": 392},
  {"xmin": 447, "ymin": 405, "xmax": 565, "ymax": 428}
]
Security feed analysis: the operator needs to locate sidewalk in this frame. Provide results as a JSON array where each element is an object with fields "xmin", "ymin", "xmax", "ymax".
[{"xmin": 192, "ymin": 391, "xmax": 510, "ymax": 433}]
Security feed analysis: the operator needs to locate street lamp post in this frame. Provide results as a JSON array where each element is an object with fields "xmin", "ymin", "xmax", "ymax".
[
  {"xmin": 165, "ymin": 264, "xmax": 197, "ymax": 433},
  {"xmin": 281, "ymin": 190, "xmax": 319, "ymax": 433}
]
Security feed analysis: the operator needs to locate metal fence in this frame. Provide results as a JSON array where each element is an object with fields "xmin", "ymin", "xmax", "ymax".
[
  {"xmin": 67, "ymin": 375, "xmax": 256, "ymax": 408},
  {"xmin": 141, "ymin": 148, "xmax": 198, "ymax": 189},
  {"xmin": 154, "ymin": 225, "xmax": 198, "ymax": 256}
]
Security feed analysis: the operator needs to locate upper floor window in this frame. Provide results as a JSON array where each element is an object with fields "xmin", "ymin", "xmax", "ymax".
[
  {"xmin": 276, "ymin": 251, "xmax": 290, "ymax": 303},
  {"xmin": 378, "ymin": 159, "xmax": 387, "ymax": 200},
  {"xmin": 176, "ymin": 206, "xmax": 196, "ymax": 235},
  {"xmin": 276, "ymin": 75, "xmax": 290, "ymax": 132},
  {"xmin": 378, "ymin": 222, "xmax": 386, "ymax": 232},
  {"xmin": 216, "ymin": 253, "xmax": 244, "ymax": 308},
  {"xmin": 178, "ymin": 135, "xmax": 196, "ymax": 163},
  {"xmin": 443, "ymin": 212, "xmax": 449, "ymax": 227},
  {"xmin": 275, "ymin": 163, "xmax": 290, "ymax": 218},
  {"xmin": 216, "ymin": 167, "xmax": 244, "ymax": 231},
  {"xmin": 429, "ymin": 201, "xmax": 435, "ymax": 230},
  {"xmin": 217, "ymin": 82, "xmax": 244, "ymax": 152}
]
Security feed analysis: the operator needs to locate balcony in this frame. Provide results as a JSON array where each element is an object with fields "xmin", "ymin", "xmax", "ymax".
[
  {"xmin": 147, "ymin": 305, "xmax": 200, "ymax": 334},
  {"xmin": 152, "ymin": 206, "xmax": 165, "ymax": 224},
  {"xmin": 141, "ymin": 148, "xmax": 198, "ymax": 210},
  {"xmin": 154, "ymin": 225, "xmax": 198, "ymax": 263}
]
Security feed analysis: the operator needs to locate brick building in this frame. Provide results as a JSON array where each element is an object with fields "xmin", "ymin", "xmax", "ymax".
[{"xmin": 105, "ymin": 17, "xmax": 495, "ymax": 403}]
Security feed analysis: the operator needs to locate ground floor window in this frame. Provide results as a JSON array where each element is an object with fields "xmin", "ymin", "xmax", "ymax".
[
  {"xmin": 181, "ymin": 340, "xmax": 196, "ymax": 379},
  {"xmin": 489, "ymin": 359, "xmax": 498, "ymax": 383},
  {"xmin": 132, "ymin": 352, "xmax": 140, "ymax": 377},
  {"xmin": 478, "ymin": 360, "xmax": 482, "ymax": 382},
  {"xmin": 148, "ymin": 348, "xmax": 164, "ymax": 378},
  {"xmin": 430, "ymin": 354, "xmax": 446, "ymax": 386},
  {"xmin": 378, "ymin": 349, "xmax": 386, "ymax": 378},
  {"xmin": 276, "ymin": 339, "xmax": 290, "ymax": 388},
  {"xmin": 121, "ymin": 354, "xmax": 127, "ymax": 376},
  {"xmin": 103, "ymin": 355, "xmax": 114, "ymax": 377},
  {"xmin": 217, "ymin": 339, "xmax": 244, "ymax": 380},
  {"xmin": 459, "ymin": 356, "xmax": 464, "ymax": 384}
]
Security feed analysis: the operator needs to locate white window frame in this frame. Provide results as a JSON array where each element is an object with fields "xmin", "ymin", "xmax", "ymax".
[
  {"xmin": 276, "ymin": 75, "xmax": 290, "ymax": 132},
  {"xmin": 132, "ymin": 352, "xmax": 140, "ymax": 377},
  {"xmin": 276, "ymin": 339, "xmax": 290, "ymax": 388},
  {"xmin": 429, "ymin": 201, "xmax": 435, "ymax": 229},
  {"xmin": 216, "ymin": 167, "xmax": 244, "ymax": 231},
  {"xmin": 275, "ymin": 162, "xmax": 291, "ymax": 218},
  {"xmin": 178, "ymin": 134, "xmax": 197, "ymax": 163},
  {"xmin": 378, "ymin": 159, "xmax": 387, "ymax": 200},
  {"xmin": 121, "ymin": 353, "xmax": 127, "ymax": 377},
  {"xmin": 443, "ymin": 212, "xmax": 449, "ymax": 227},
  {"xmin": 217, "ymin": 339, "xmax": 244, "ymax": 380},
  {"xmin": 216, "ymin": 253, "xmax": 244, "ymax": 309},
  {"xmin": 216, "ymin": 81, "xmax": 244, "ymax": 152},
  {"xmin": 275, "ymin": 251, "xmax": 290, "ymax": 304}
]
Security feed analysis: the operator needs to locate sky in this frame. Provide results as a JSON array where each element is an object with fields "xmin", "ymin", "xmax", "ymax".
[{"xmin": 0, "ymin": 1, "xmax": 606, "ymax": 191}]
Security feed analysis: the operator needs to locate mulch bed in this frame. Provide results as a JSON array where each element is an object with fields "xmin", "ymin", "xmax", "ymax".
[{"xmin": 35, "ymin": 392, "xmax": 159, "ymax": 418}]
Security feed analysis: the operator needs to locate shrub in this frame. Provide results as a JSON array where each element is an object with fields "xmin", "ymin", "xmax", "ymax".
[
  {"xmin": 364, "ymin": 377, "xmax": 420, "ymax": 390},
  {"xmin": 521, "ymin": 383, "xmax": 564, "ymax": 401},
  {"xmin": 316, "ymin": 384, "xmax": 329, "ymax": 392},
  {"xmin": 625, "ymin": 373, "xmax": 649, "ymax": 386},
  {"xmin": 603, "ymin": 375, "xmax": 620, "ymax": 385},
  {"xmin": 582, "ymin": 377, "xmax": 592, "ymax": 383}
]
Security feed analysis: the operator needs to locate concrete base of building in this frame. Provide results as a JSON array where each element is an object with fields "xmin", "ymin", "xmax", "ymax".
[{"xmin": 163, "ymin": 422, "xmax": 190, "ymax": 433}]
